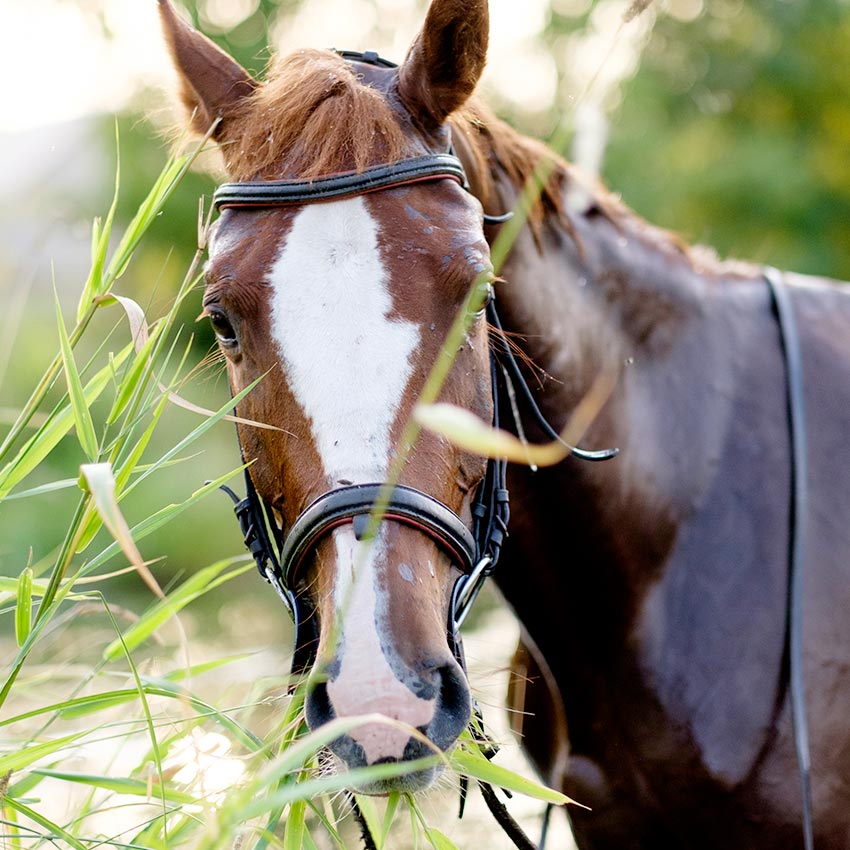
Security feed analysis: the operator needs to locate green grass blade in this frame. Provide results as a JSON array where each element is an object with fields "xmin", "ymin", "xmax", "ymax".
[
  {"xmin": 97, "ymin": 596, "xmax": 170, "ymax": 841},
  {"xmin": 382, "ymin": 793, "xmax": 401, "ymax": 846},
  {"xmin": 407, "ymin": 796, "xmax": 461, "ymax": 850},
  {"xmin": 80, "ymin": 469, "xmax": 245, "ymax": 577},
  {"xmin": 112, "ymin": 392, "xmax": 173, "ymax": 494},
  {"xmin": 449, "ymin": 743, "xmax": 573, "ymax": 806},
  {"xmin": 122, "ymin": 371, "xmax": 266, "ymax": 499},
  {"xmin": 29, "ymin": 769, "xmax": 199, "ymax": 805},
  {"xmin": 282, "ymin": 798, "xmax": 307, "ymax": 850},
  {"xmin": 0, "ymin": 344, "xmax": 132, "ymax": 499},
  {"xmin": 1, "ymin": 797, "xmax": 88, "ymax": 850},
  {"xmin": 106, "ymin": 321, "xmax": 163, "ymax": 426},
  {"xmin": 0, "ymin": 681, "xmax": 264, "ymax": 753},
  {"xmin": 77, "ymin": 129, "xmax": 120, "ymax": 321},
  {"xmin": 14, "ymin": 567, "xmax": 32, "ymax": 647},
  {"xmin": 104, "ymin": 153, "xmax": 190, "ymax": 285},
  {"xmin": 0, "ymin": 728, "xmax": 93, "ymax": 773},
  {"xmin": 240, "ymin": 758, "xmax": 441, "ymax": 822},
  {"xmin": 0, "ymin": 559, "xmax": 90, "ymax": 711},
  {"xmin": 2, "ymin": 478, "xmax": 78, "ymax": 500},
  {"xmin": 102, "ymin": 558, "xmax": 253, "ymax": 660},
  {"xmin": 79, "ymin": 462, "xmax": 147, "ymax": 573},
  {"xmin": 55, "ymin": 293, "xmax": 98, "ymax": 461}
]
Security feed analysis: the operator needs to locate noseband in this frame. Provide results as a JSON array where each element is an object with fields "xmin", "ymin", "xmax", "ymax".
[{"xmin": 213, "ymin": 51, "xmax": 616, "ymax": 678}]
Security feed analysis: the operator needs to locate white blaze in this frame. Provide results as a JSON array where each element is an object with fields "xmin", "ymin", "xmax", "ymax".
[
  {"xmin": 268, "ymin": 197, "xmax": 429, "ymax": 754},
  {"xmin": 268, "ymin": 196, "xmax": 419, "ymax": 484}
]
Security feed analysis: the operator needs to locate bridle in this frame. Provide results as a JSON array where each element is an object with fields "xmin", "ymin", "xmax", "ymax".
[
  {"xmin": 213, "ymin": 149, "xmax": 506, "ymax": 676},
  {"xmin": 211, "ymin": 52, "xmax": 616, "ymax": 680}
]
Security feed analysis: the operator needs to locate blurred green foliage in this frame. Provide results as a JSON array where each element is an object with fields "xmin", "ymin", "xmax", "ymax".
[{"xmin": 604, "ymin": 0, "xmax": 850, "ymax": 276}]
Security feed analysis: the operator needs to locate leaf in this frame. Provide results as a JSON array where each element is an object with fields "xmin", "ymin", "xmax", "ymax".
[
  {"xmin": 79, "ymin": 469, "xmax": 244, "ymax": 577},
  {"xmin": 104, "ymin": 153, "xmax": 189, "ymax": 285},
  {"xmin": 1, "ymin": 797, "xmax": 88, "ymax": 850},
  {"xmin": 101, "ymin": 559, "xmax": 252, "ymax": 661},
  {"xmin": 79, "ymin": 462, "xmax": 155, "ymax": 592},
  {"xmin": 0, "ymin": 680, "xmax": 263, "ymax": 753},
  {"xmin": 3, "ymin": 478, "xmax": 79, "ymax": 500},
  {"xmin": 283, "ymin": 799, "xmax": 307, "ymax": 850},
  {"xmin": 0, "ymin": 343, "xmax": 132, "ymax": 499},
  {"xmin": 0, "ymin": 729, "xmax": 93, "ymax": 774},
  {"xmin": 15, "ymin": 568, "xmax": 32, "ymax": 647},
  {"xmin": 109, "ymin": 293, "xmax": 285, "ymax": 432},
  {"xmin": 449, "ymin": 745, "xmax": 581, "ymax": 807},
  {"xmin": 423, "ymin": 828, "xmax": 461, "ymax": 850},
  {"xmin": 105, "ymin": 314, "xmax": 162, "ymax": 426},
  {"xmin": 56, "ymin": 294, "xmax": 98, "ymax": 461},
  {"xmin": 77, "ymin": 127, "xmax": 120, "ymax": 321},
  {"xmin": 30, "ymin": 769, "xmax": 199, "ymax": 804},
  {"xmin": 415, "ymin": 368, "xmax": 617, "ymax": 467}
]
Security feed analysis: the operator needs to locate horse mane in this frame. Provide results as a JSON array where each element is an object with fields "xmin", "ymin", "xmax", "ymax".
[
  {"xmin": 455, "ymin": 103, "xmax": 760, "ymax": 278},
  {"xmin": 225, "ymin": 49, "xmax": 410, "ymax": 180},
  {"xmin": 221, "ymin": 48, "xmax": 756, "ymax": 279}
]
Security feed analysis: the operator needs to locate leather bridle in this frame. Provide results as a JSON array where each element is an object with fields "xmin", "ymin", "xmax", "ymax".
[{"xmin": 213, "ymin": 149, "xmax": 509, "ymax": 676}]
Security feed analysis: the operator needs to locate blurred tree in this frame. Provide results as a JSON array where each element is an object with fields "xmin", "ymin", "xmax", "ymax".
[
  {"xmin": 180, "ymin": 0, "xmax": 299, "ymax": 76},
  {"xmin": 598, "ymin": 1, "xmax": 850, "ymax": 277}
]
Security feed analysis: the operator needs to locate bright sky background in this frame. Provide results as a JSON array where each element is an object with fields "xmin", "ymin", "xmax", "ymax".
[
  {"xmin": 0, "ymin": 0, "xmax": 653, "ymax": 135},
  {"xmin": 1, "ymin": 0, "xmax": 545, "ymax": 134}
]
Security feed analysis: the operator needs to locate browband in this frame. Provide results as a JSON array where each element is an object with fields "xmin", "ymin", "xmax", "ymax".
[{"xmin": 213, "ymin": 154, "xmax": 467, "ymax": 210}]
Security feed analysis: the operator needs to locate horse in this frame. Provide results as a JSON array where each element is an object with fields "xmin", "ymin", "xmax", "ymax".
[{"xmin": 158, "ymin": 0, "xmax": 850, "ymax": 846}]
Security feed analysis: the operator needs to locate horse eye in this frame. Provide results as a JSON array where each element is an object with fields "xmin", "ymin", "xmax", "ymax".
[
  {"xmin": 207, "ymin": 308, "xmax": 238, "ymax": 348},
  {"xmin": 471, "ymin": 279, "xmax": 494, "ymax": 317}
]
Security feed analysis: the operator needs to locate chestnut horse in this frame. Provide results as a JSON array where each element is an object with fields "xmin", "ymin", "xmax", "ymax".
[{"xmin": 159, "ymin": 0, "xmax": 850, "ymax": 846}]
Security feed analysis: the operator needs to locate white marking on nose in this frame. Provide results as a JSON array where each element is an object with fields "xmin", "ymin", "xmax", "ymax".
[
  {"xmin": 327, "ymin": 527, "xmax": 435, "ymax": 762},
  {"xmin": 267, "ymin": 196, "xmax": 420, "ymax": 485}
]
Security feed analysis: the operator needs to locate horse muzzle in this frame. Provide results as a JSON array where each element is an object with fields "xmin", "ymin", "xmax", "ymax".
[{"xmin": 305, "ymin": 650, "xmax": 471, "ymax": 793}]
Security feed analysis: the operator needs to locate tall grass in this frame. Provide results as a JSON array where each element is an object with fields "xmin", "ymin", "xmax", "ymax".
[{"xmin": 0, "ymin": 145, "xmax": 567, "ymax": 849}]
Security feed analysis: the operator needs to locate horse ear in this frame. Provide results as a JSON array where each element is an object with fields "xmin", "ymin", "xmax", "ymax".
[
  {"xmin": 397, "ymin": 0, "xmax": 488, "ymax": 131},
  {"xmin": 158, "ymin": 0, "xmax": 255, "ymax": 137}
]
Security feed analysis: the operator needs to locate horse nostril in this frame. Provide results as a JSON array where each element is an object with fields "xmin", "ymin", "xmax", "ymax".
[
  {"xmin": 305, "ymin": 676, "xmax": 335, "ymax": 731},
  {"xmin": 426, "ymin": 661, "xmax": 471, "ymax": 750}
]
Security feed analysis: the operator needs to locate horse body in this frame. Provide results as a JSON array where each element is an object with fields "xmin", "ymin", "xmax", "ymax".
[
  {"xmin": 159, "ymin": 0, "xmax": 850, "ymax": 843},
  {"xmin": 469, "ymin": 128, "xmax": 850, "ymax": 845}
]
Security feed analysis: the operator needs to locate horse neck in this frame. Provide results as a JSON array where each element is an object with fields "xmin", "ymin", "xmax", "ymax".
[{"xmin": 460, "ymin": 115, "xmax": 752, "ymax": 595}]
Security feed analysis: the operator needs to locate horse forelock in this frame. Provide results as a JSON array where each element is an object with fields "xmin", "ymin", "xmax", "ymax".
[{"xmin": 225, "ymin": 49, "xmax": 410, "ymax": 180}]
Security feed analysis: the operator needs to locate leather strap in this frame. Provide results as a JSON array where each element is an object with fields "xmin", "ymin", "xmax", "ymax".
[
  {"xmin": 765, "ymin": 267, "xmax": 813, "ymax": 850},
  {"xmin": 213, "ymin": 154, "xmax": 466, "ymax": 209},
  {"xmin": 487, "ymin": 302, "xmax": 619, "ymax": 463},
  {"xmin": 279, "ymin": 483, "xmax": 477, "ymax": 586}
]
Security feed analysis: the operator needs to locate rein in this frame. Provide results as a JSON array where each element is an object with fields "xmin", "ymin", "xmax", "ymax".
[{"xmin": 765, "ymin": 267, "xmax": 814, "ymax": 850}]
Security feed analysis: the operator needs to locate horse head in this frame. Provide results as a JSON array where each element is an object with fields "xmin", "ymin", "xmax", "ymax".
[{"xmin": 159, "ymin": 0, "xmax": 495, "ymax": 792}]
